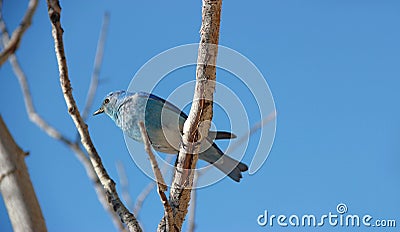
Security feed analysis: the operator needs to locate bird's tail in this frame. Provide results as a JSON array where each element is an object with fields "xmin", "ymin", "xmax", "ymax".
[{"xmin": 199, "ymin": 143, "xmax": 248, "ymax": 182}]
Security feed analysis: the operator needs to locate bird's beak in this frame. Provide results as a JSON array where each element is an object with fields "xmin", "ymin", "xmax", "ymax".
[{"xmin": 93, "ymin": 107, "xmax": 104, "ymax": 116}]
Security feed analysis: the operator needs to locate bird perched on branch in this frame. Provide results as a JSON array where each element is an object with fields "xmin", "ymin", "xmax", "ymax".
[{"xmin": 94, "ymin": 90, "xmax": 248, "ymax": 182}]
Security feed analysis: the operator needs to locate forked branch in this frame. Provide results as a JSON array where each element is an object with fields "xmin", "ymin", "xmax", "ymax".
[{"xmin": 0, "ymin": 0, "xmax": 38, "ymax": 66}]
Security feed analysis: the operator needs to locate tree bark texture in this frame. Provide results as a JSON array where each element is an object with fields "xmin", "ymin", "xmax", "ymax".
[
  {"xmin": 0, "ymin": 116, "xmax": 47, "ymax": 232},
  {"xmin": 159, "ymin": 0, "xmax": 222, "ymax": 231}
]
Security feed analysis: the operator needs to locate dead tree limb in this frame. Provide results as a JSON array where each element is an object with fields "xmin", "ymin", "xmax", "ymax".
[
  {"xmin": 81, "ymin": 12, "xmax": 110, "ymax": 122},
  {"xmin": 139, "ymin": 122, "xmax": 175, "ymax": 232},
  {"xmin": 159, "ymin": 0, "xmax": 222, "ymax": 231},
  {"xmin": 0, "ymin": 0, "xmax": 38, "ymax": 66},
  {"xmin": 0, "ymin": 116, "xmax": 47, "ymax": 232},
  {"xmin": 46, "ymin": 1, "xmax": 141, "ymax": 231},
  {"xmin": 0, "ymin": 12, "xmax": 127, "ymax": 231}
]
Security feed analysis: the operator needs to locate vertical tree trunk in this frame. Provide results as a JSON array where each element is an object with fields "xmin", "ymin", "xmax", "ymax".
[
  {"xmin": 0, "ymin": 116, "xmax": 47, "ymax": 232},
  {"xmin": 158, "ymin": 0, "xmax": 222, "ymax": 231}
]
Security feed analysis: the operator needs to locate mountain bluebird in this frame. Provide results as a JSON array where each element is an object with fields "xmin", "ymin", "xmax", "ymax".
[{"xmin": 94, "ymin": 90, "xmax": 248, "ymax": 182}]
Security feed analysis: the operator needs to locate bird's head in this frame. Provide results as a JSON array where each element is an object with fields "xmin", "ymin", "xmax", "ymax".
[{"xmin": 93, "ymin": 90, "xmax": 126, "ymax": 117}]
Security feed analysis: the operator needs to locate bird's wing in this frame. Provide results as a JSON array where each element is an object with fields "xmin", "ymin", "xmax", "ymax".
[
  {"xmin": 138, "ymin": 92, "xmax": 188, "ymax": 120},
  {"xmin": 138, "ymin": 92, "xmax": 236, "ymax": 140}
]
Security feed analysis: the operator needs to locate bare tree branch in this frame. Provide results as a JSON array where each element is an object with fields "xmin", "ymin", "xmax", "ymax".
[
  {"xmin": 0, "ymin": 13, "xmax": 128, "ymax": 232},
  {"xmin": 81, "ymin": 12, "xmax": 110, "ymax": 121},
  {"xmin": 0, "ymin": 0, "xmax": 38, "ymax": 66},
  {"xmin": 0, "ymin": 116, "xmax": 47, "ymax": 232},
  {"xmin": 133, "ymin": 155, "xmax": 173, "ymax": 218},
  {"xmin": 161, "ymin": 0, "xmax": 222, "ymax": 230},
  {"xmin": 0, "ymin": 20, "xmax": 70, "ymax": 145},
  {"xmin": 138, "ymin": 122, "xmax": 175, "ymax": 232},
  {"xmin": 46, "ymin": 1, "xmax": 141, "ymax": 231}
]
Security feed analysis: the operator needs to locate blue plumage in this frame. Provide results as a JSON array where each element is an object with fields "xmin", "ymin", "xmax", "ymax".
[{"xmin": 94, "ymin": 90, "xmax": 248, "ymax": 182}]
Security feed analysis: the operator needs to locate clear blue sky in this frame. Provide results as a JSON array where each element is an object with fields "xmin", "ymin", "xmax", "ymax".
[{"xmin": 1, "ymin": 1, "xmax": 399, "ymax": 231}]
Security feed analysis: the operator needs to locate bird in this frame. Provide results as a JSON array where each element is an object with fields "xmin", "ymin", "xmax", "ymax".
[{"xmin": 93, "ymin": 90, "xmax": 248, "ymax": 182}]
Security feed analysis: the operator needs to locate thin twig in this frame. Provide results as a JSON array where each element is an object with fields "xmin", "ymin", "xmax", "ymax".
[
  {"xmin": 81, "ymin": 12, "xmax": 110, "ymax": 121},
  {"xmin": 46, "ymin": 1, "xmax": 141, "ymax": 231},
  {"xmin": 138, "ymin": 122, "xmax": 175, "ymax": 232},
  {"xmin": 0, "ymin": 18, "xmax": 71, "ymax": 145},
  {"xmin": 133, "ymin": 155, "xmax": 173, "ymax": 217},
  {"xmin": 0, "ymin": 13, "xmax": 128, "ymax": 232},
  {"xmin": 0, "ymin": 0, "xmax": 38, "ymax": 66}
]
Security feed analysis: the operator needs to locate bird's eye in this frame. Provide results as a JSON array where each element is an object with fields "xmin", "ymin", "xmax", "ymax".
[{"xmin": 103, "ymin": 98, "xmax": 110, "ymax": 104}]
